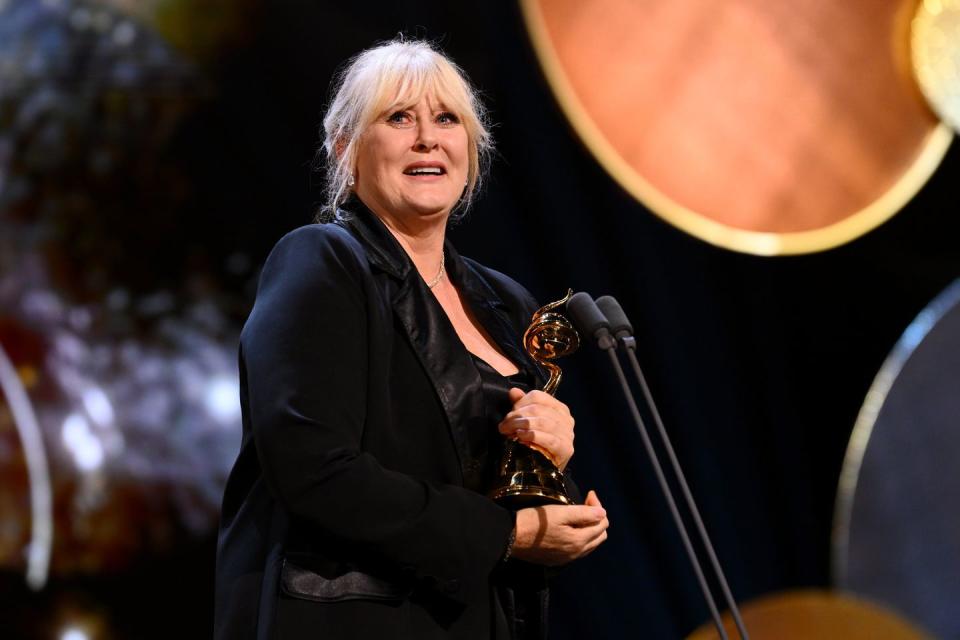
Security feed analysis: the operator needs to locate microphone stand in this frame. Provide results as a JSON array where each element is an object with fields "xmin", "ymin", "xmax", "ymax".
[
  {"xmin": 567, "ymin": 293, "xmax": 731, "ymax": 640},
  {"xmin": 597, "ymin": 296, "xmax": 749, "ymax": 640}
]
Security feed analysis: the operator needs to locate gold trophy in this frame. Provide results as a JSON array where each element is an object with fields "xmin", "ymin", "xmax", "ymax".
[{"xmin": 489, "ymin": 290, "xmax": 580, "ymax": 509}]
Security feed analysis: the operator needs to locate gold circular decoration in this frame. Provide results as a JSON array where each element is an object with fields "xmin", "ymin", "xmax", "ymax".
[
  {"xmin": 686, "ymin": 590, "xmax": 931, "ymax": 639},
  {"xmin": 913, "ymin": 0, "xmax": 960, "ymax": 132},
  {"xmin": 521, "ymin": 0, "xmax": 952, "ymax": 255}
]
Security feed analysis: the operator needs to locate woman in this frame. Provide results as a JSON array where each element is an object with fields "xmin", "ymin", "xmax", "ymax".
[{"xmin": 214, "ymin": 39, "xmax": 609, "ymax": 639}]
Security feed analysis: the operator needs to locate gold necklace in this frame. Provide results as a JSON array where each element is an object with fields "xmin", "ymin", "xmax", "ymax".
[{"xmin": 426, "ymin": 252, "xmax": 445, "ymax": 289}]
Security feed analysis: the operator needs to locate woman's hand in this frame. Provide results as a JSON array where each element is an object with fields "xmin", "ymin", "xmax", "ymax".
[
  {"xmin": 510, "ymin": 490, "xmax": 609, "ymax": 566},
  {"xmin": 499, "ymin": 388, "xmax": 575, "ymax": 470}
]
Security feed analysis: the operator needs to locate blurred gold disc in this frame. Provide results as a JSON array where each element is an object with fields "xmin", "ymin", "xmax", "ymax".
[
  {"xmin": 913, "ymin": 0, "xmax": 960, "ymax": 132},
  {"xmin": 686, "ymin": 590, "xmax": 931, "ymax": 640},
  {"xmin": 522, "ymin": 0, "xmax": 952, "ymax": 255}
]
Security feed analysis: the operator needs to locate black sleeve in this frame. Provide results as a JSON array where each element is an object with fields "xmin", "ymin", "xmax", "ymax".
[{"xmin": 242, "ymin": 226, "xmax": 514, "ymax": 601}]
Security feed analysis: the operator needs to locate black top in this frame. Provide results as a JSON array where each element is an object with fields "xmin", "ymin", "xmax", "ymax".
[
  {"xmin": 469, "ymin": 354, "xmax": 533, "ymax": 493},
  {"xmin": 470, "ymin": 354, "xmax": 532, "ymax": 395}
]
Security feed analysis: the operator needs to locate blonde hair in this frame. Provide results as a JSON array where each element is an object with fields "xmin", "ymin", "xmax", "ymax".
[{"xmin": 319, "ymin": 38, "xmax": 492, "ymax": 221}]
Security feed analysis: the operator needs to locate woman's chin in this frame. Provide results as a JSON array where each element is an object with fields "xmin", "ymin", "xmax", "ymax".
[{"xmin": 404, "ymin": 201, "xmax": 456, "ymax": 221}]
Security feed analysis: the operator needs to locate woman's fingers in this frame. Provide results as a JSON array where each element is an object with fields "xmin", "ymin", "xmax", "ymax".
[
  {"xmin": 498, "ymin": 416, "xmax": 572, "ymax": 444},
  {"xmin": 499, "ymin": 409, "xmax": 573, "ymax": 437},
  {"xmin": 502, "ymin": 402, "xmax": 570, "ymax": 426},
  {"xmin": 584, "ymin": 490, "xmax": 603, "ymax": 508},
  {"xmin": 511, "ymin": 504, "xmax": 611, "ymax": 566},
  {"xmin": 559, "ymin": 511, "xmax": 609, "ymax": 561},
  {"xmin": 577, "ymin": 528, "xmax": 609, "ymax": 559},
  {"xmin": 558, "ymin": 504, "xmax": 606, "ymax": 527},
  {"xmin": 502, "ymin": 388, "xmax": 574, "ymax": 440},
  {"xmin": 574, "ymin": 514, "xmax": 609, "ymax": 536},
  {"xmin": 500, "ymin": 389, "xmax": 576, "ymax": 469},
  {"xmin": 511, "ymin": 389, "xmax": 572, "ymax": 415},
  {"xmin": 515, "ymin": 427, "xmax": 561, "ymax": 450},
  {"xmin": 512, "ymin": 428, "xmax": 573, "ymax": 469},
  {"xmin": 573, "ymin": 515, "xmax": 610, "ymax": 559}
]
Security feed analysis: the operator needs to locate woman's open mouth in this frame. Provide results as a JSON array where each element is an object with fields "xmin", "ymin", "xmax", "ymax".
[{"xmin": 403, "ymin": 162, "xmax": 446, "ymax": 177}]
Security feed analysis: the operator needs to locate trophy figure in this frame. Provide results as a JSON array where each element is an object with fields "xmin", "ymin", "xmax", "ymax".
[{"xmin": 489, "ymin": 290, "xmax": 580, "ymax": 509}]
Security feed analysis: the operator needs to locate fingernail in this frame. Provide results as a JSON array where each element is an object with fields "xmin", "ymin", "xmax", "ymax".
[{"xmin": 593, "ymin": 507, "xmax": 606, "ymax": 518}]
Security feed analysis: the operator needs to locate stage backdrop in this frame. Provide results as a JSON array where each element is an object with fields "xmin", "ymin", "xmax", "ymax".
[{"xmin": 1, "ymin": 1, "xmax": 958, "ymax": 638}]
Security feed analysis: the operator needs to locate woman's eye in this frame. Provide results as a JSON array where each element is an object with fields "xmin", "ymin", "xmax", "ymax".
[
  {"xmin": 386, "ymin": 111, "xmax": 412, "ymax": 126},
  {"xmin": 437, "ymin": 111, "xmax": 460, "ymax": 126}
]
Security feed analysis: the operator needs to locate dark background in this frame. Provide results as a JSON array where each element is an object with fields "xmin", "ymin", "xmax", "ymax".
[
  {"xmin": 2, "ymin": 1, "xmax": 958, "ymax": 638},
  {"xmin": 205, "ymin": 2, "xmax": 960, "ymax": 636}
]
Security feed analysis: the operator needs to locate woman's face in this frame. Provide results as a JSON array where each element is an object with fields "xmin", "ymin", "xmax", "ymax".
[{"xmin": 354, "ymin": 92, "xmax": 469, "ymax": 225}]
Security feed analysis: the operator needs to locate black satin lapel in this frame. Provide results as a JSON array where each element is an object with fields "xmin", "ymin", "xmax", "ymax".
[
  {"xmin": 449, "ymin": 254, "xmax": 548, "ymax": 391},
  {"xmin": 470, "ymin": 299, "xmax": 548, "ymax": 391},
  {"xmin": 391, "ymin": 280, "xmax": 489, "ymax": 491},
  {"xmin": 338, "ymin": 202, "xmax": 490, "ymax": 489},
  {"xmin": 335, "ymin": 200, "xmax": 410, "ymax": 280}
]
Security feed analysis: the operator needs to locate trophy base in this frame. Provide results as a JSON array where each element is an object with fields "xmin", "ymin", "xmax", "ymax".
[{"xmin": 489, "ymin": 442, "xmax": 574, "ymax": 509}]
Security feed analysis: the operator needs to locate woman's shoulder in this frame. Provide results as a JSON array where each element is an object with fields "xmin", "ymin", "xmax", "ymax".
[
  {"xmin": 260, "ymin": 222, "xmax": 368, "ymax": 278},
  {"xmin": 243, "ymin": 224, "xmax": 371, "ymax": 337},
  {"xmin": 268, "ymin": 222, "xmax": 364, "ymax": 259},
  {"xmin": 247, "ymin": 223, "xmax": 375, "ymax": 312}
]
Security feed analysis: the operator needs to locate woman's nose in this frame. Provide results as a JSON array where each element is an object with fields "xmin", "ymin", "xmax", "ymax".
[{"xmin": 413, "ymin": 121, "xmax": 439, "ymax": 151}]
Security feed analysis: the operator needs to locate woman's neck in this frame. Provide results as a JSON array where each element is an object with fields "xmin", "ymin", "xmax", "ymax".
[
  {"xmin": 362, "ymin": 199, "xmax": 447, "ymax": 284},
  {"xmin": 389, "ymin": 224, "xmax": 445, "ymax": 282}
]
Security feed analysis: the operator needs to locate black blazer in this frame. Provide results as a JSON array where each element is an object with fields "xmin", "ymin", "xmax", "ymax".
[{"xmin": 214, "ymin": 202, "xmax": 559, "ymax": 639}]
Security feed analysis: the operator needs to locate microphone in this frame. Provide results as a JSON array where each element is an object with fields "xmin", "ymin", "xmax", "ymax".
[
  {"xmin": 595, "ymin": 296, "xmax": 749, "ymax": 640},
  {"xmin": 567, "ymin": 292, "xmax": 617, "ymax": 350},
  {"xmin": 594, "ymin": 295, "xmax": 632, "ymax": 340},
  {"xmin": 567, "ymin": 293, "xmax": 730, "ymax": 640}
]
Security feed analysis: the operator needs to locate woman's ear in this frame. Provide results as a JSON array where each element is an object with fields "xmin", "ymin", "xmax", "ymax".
[{"xmin": 334, "ymin": 138, "xmax": 347, "ymax": 159}]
